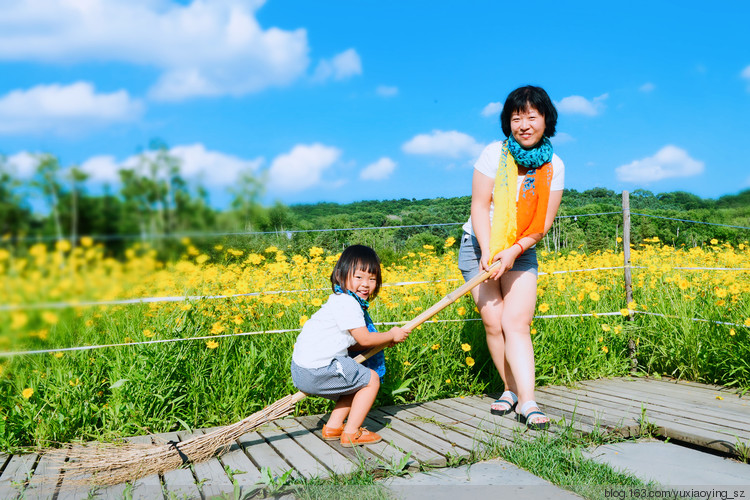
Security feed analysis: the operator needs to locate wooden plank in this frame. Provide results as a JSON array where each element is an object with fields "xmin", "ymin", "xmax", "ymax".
[
  {"xmin": 0, "ymin": 453, "xmax": 37, "ymax": 499},
  {"xmin": 118, "ymin": 435, "xmax": 163, "ymax": 500},
  {"xmin": 378, "ymin": 404, "xmax": 477, "ymax": 452},
  {"xmin": 419, "ymin": 400, "xmax": 513, "ymax": 447},
  {"xmin": 294, "ymin": 415, "xmax": 401, "ymax": 471},
  {"xmin": 537, "ymin": 386, "xmax": 741, "ymax": 454},
  {"xmin": 650, "ymin": 377, "xmax": 750, "ymax": 400},
  {"xmin": 238, "ymin": 430, "xmax": 297, "ymax": 479},
  {"xmin": 178, "ymin": 429, "xmax": 233, "ymax": 500},
  {"xmin": 585, "ymin": 379, "xmax": 750, "ymax": 419},
  {"xmin": 155, "ymin": 432, "xmax": 201, "ymax": 500},
  {"xmin": 26, "ymin": 453, "xmax": 65, "ymax": 500},
  {"xmin": 369, "ymin": 407, "xmax": 465, "ymax": 458},
  {"xmin": 359, "ymin": 413, "xmax": 444, "ymax": 467},
  {"xmin": 271, "ymin": 419, "xmax": 355, "ymax": 476},
  {"xmin": 570, "ymin": 382, "xmax": 750, "ymax": 438},
  {"xmin": 257, "ymin": 420, "xmax": 330, "ymax": 479}
]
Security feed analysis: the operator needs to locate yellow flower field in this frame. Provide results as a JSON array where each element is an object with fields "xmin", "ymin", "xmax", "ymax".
[{"xmin": 0, "ymin": 237, "xmax": 748, "ymax": 449}]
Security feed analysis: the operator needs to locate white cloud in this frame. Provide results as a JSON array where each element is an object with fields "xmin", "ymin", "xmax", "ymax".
[
  {"xmin": 481, "ymin": 102, "xmax": 502, "ymax": 117},
  {"xmin": 360, "ymin": 157, "xmax": 396, "ymax": 181},
  {"xmin": 6, "ymin": 151, "xmax": 40, "ymax": 178},
  {"xmin": 615, "ymin": 145, "xmax": 704, "ymax": 183},
  {"xmin": 0, "ymin": 82, "xmax": 142, "ymax": 134},
  {"xmin": 556, "ymin": 93, "xmax": 608, "ymax": 116},
  {"xmin": 80, "ymin": 144, "xmax": 263, "ymax": 186},
  {"xmin": 312, "ymin": 48, "xmax": 362, "ymax": 82},
  {"xmin": 268, "ymin": 143, "xmax": 341, "ymax": 192},
  {"xmin": 639, "ymin": 82, "xmax": 655, "ymax": 93},
  {"xmin": 551, "ymin": 132, "xmax": 574, "ymax": 146},
  {"xmin": 742, "ymin": 65, "xmax": 750, "ymax": 90},
  {"xmin": 402, "ymin": 130, "xmax": 484, "ymax": 159},
  {"xmin": 376, "ymin": 85, "xmax": 398, "ymax": 97},
  {"xmin": 0, "ymin": 1, "xmax": 310, "ymax": 101}
]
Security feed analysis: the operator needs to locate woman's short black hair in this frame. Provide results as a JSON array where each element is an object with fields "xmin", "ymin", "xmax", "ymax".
[
  {"xmin": 330, "ymin": 244, "xmax": 383, "ymax": 299},
  {"xmin": 500, "ymin": 85, "xmax": 558, "ymax": 139}
]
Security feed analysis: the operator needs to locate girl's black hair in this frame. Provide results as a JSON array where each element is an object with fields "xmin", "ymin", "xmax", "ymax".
[
  {"xmin": 330, "ymin": 245, "xmax": 383, "ymax": 299},
  {"xmin": 500, "ymin": 85, "xmax": 558, "ymax": 139}
]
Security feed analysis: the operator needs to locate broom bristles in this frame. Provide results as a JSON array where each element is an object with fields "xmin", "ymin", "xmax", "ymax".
[{"xmin": 52, "ymin": 393, "xmax": 300, "ymax": 486}]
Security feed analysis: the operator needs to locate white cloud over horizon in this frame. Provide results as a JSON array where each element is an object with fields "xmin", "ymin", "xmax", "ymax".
[
  {"xmin": 556, "ymin": 93, "xmax": 608, "ymax": 116},
  {"xmin": 615, "ymin": 145, "xmax": 704, "ymax": 184},
  {"xmin": 639, "ymin": 82, "xmax": 655, "ymax": 92},
  {"xmin": 376, "ymin": 85, "xmax": 398, "ymax": 97},
  {"xmin": 312, "ymin": 49, "xmax": 362, "ymax": 83},
  {"xmin": 0, "ymin": 0, "xmax": 310, "ymax": 101},
  {"xmin": 0, "ymin": 82, "xmax": 142, "ymax": 134},
  {"xmin": 78, "ymin": 144, "xmax": 264, "ymax": 186},
  {"xmin": 742, "ymin": 65, "xmax": 750, "ymax": 90},
  {"xmin": 360, "ymin": 157, "xmax": 396, "ymax": 181},
  {"xmin": 481, "ymin": 102, "xmax": 502, "ymax": 117},
  {"xmin": 402, "ymin": 130, "xmax": 484, "ymax": 159},
  {"xmin": 551, "ymin": 132, "xmax": 574, "ymax": 145},
  {"xmin": 268, "ymin": 143, "xmax": 341, "ymax": 192}
]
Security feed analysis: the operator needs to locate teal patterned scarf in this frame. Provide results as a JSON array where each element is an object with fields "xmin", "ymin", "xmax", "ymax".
[{"xmin": 333, "ymin": 285, "xmax": 386, "ymax": 380}]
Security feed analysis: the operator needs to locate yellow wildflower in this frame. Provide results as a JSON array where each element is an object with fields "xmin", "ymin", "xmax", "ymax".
[
  {"xmin": 710, "ymin": 239, "xmax": 718, "ymax": 245},
  {"xmin": 206, "ymin": 340, "xmax": 219, "ymax": 349},
  {"xmin": 69, "ymin": 378, "xmax": 80, "ymax": 387},
  {"xmin": 80, "ymin": 236, "xmax": 94, "ymax": 247},
  {"xmin": 445, "ymin": 379, "xmax": 451, "ymax": 384},
  {"xmin": 465, "ymin": 357, "xmax": 475, "ymax": 367},
  {"xmin": 589, "ymin": 291, "xmax": 600, "ymax": 302},
  {"xmin": 423, "ymin": 244, "xmax": 434, "ymax": 250},
  {"xmin": 729, "ymin": 329, "xmax": 736, "ymax": 337},
  {"xmin": 601, "ymin": 324, "xmax": 611, "ymax": 332},
  {"xmin": 299, "ymin": 315, "xmax": 309, "ymax": 327},
  {"xmin": 55, "ymin": 239, "xmax": 71, "ymax": 252},
  {"xmin": 42, "ymin": 311, "xmax": 59, "ymax": 325},
  {"xmin": 312, "ymin": 298, "xmax": 323, "ymax": 307},
  {"xmin": 403, "ymin": 361, "xmax": 411, "ymax": 366},
  {"xmin": 143, "ymin": 329, "xmax": 155, "ymax": 338},
  {"xmin": 53, "ymin": 352, "xmax": 64, "ymax": 358},
  {"xmin": 627, "ymin": 300, "xmax": 637, "ymax": 310},
  {"xmin": 461, "ymin": 343, "xmax": 471, "ymax": 352},
  {"xmin": 444, "ymin": 237, "xmax": 456, "ymax": 248},
  {"xmin": 602, "ymin": 346, "xmax": 609, "ymax": 354},
  {"xmin": 538, "ymin": 303, "xmax": 550, "ymax": 313},
  {"xmin": 264, "ymin": 246, "xmax": 278, "ymax": 253},
  {"xmin": 678, "ymin": 279, "xmax": 689, "ymax": 290},
  {"xmin": 196, "ymin": 254, "xmax": 209, "ymax": 265},
  {"xmin": 715, "ymin": 288, "xmax": 727, "ymax": 298},
  {"xmin": 530, "ymin": 328, "xmax": 537, "ymax": 335},
  {"xmin": 620, "ymin": 308, "xmax": 630, "ymax": 316},
  {"xmin": 457, "ymin": 306, "xmax": 466, "ymax": 316},
  {"xmin": 431, "ymin": 344, "xmax": 440, "ymax": 350},
  {"xmin": 22, "ymin": 388, "xmax": 34, "ymax": 399}
]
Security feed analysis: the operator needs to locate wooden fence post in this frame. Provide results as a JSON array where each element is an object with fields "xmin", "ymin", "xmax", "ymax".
[{"xmin": 622, "ymin": 191, "xmax": 637, "ymax": 374}]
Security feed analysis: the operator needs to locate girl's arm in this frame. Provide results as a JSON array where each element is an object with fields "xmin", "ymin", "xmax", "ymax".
[{"xmin": 349, "ymin": 325, "xmax": 409, "ymax": 348}]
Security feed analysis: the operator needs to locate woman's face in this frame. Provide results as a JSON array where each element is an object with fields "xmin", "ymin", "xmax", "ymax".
[{"xmin": 510, "ymin": 106, "xmax": 546, "ymax": 149}]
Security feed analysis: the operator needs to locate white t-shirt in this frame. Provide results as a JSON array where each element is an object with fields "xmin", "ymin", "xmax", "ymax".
[
  {"xmin": 292, "ymin": 293, "xmax": 366, "ymax": 369},
  {"xmin": 462, "ymin": 141, "xmax": 565, "ymax": 236}
]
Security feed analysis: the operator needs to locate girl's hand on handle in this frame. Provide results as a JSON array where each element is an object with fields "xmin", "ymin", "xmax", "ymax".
[{"xmin": 388, "ymin": 326, "xmax": 410, "ymax": 345}]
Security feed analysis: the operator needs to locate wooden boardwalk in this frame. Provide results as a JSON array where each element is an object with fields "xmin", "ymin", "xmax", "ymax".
[{"xmin": 1, "ymin": 377, "xmax": 748, "ymax": 499}]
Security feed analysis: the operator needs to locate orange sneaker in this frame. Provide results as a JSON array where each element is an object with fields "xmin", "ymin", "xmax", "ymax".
[
  {"xmin": 340, "ymin": 427, "xmax": 382, "ymax": 447},
  {"xmin": 321, "ymin": 424, "xmax": 344, "ymax": 441}
]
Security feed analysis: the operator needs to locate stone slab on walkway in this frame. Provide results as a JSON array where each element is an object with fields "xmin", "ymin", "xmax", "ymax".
[
  {"xmin": 584, "ymin": 440, "xmax": 750, "ymax": 487},
  {"xmin": 382, "ymin": 458, "xmax": 584, "ymax": 500}
]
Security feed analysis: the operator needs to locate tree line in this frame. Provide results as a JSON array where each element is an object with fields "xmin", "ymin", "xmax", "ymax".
[{"xmin": 1, "ymin": 148, "xmax": 748, "ymax": 260}]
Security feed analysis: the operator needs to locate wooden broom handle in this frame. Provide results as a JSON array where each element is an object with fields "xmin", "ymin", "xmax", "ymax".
[{"xmin": 353, "ymin": 259, "xmax": 502, "ymax": 364}]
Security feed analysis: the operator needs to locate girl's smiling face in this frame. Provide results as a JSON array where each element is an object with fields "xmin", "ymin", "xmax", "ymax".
[
  {"xmin": 510, "ymin": 106, "xmax": 546, "ymax": 149},
  {"xmin": 346, "ymin": 268, "xmax": 377, "ymax": 300}
]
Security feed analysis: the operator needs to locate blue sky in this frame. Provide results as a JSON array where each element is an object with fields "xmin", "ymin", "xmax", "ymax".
[{"xmin": 1, "ymin": 0, "xmax": 749, "ymax": 210}]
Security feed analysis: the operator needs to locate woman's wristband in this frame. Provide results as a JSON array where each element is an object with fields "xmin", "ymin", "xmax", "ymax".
[{"xmin": 514, "ymin": 242, "xmax": 524, "ymax": 254}]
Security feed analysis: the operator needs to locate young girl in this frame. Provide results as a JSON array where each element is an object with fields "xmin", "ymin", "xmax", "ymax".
[{"xmin": 291, "ymin": 245, "xmax": 410, "ymax": 447}]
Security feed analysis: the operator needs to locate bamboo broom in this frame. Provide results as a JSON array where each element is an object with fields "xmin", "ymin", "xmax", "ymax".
[{"xmin": 52, "ymin": 260, "xmax": 502, "ymax": 486}]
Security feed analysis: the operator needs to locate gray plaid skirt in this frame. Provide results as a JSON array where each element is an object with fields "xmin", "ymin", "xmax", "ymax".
[{"xmin": 291, "ymin": 356, "xmax": 372, "ymax": 400}]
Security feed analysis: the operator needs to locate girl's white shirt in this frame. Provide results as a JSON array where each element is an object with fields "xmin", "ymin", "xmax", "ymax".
[
  {"xmin": 292, "ymin": 293, "xmax": 365, "ymax": 369},
  {"xmin": 462, "ymin": 141, "xmax": 565, "ymax": 236}
]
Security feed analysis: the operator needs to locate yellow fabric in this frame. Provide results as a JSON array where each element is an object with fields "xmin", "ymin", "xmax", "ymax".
[{"xmin": 489, "ymin": 141, "xmax": 553, "ymax": 260}]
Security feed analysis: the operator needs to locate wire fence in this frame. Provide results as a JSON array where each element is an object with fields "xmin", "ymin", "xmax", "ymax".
[{"xmin": 2, "ymin": 202, "xmax": 749, "ymax": 358}]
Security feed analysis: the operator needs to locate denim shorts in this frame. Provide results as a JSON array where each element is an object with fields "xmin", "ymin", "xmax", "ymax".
[{"xmin": 457, "ymin": 232, "xmax": 538, "ymax": 282}]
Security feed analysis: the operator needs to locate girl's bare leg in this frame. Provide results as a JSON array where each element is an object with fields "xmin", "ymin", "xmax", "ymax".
[{"xmin": 343, "ymin": 369, "xmax": 379, "ymax": 433}]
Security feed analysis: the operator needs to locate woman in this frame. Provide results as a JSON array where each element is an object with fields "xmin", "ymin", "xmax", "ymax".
[{"xmin": 458, "ymin": 85, "xmax": 564, "ymax": 430}]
